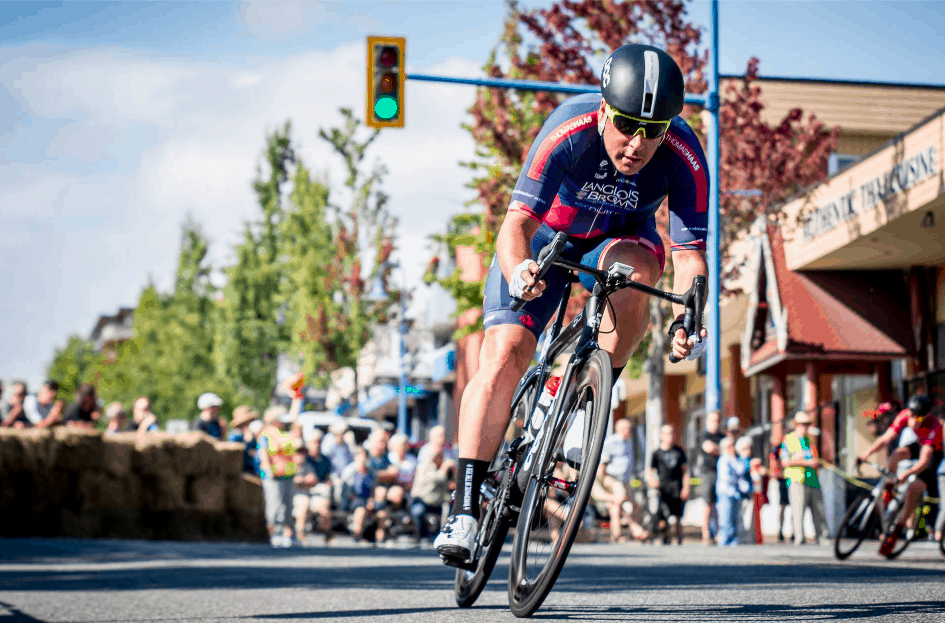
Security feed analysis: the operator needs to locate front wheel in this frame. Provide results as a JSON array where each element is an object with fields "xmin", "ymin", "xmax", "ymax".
[
  {"xmin": 508, "ymin": 349, "xmax": 611, "ymax": 618},
  {"xmin": 454, "ymin": 372, "xmax": 539, "ymax": 608},
  {"xmin": 834, "ymin": 493, "xmax": 879, "ymax": 560}
]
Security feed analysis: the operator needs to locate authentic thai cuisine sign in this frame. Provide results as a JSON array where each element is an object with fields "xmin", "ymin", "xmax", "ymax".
[{"xmin": 802, "ymin": 144, "xmax": 937, "ymax": 242}]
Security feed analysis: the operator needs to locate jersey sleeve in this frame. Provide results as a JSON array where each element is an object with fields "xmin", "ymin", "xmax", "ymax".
[
  {"xmin": 890, "ymin": 411, "xmax": 909, "ymax": 434},
  {"xmin": 509, "ymin": 104, "xmax": 597, "ymax": 222},
  {"xmin": 662, "ymin": 119, "xmax": 709, "ymax": 252}
]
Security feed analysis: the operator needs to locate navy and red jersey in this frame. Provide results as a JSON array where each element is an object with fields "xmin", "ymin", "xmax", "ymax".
[{"xmin": 509, "ymin": 93, "xmax": 708, "ymax": 251}]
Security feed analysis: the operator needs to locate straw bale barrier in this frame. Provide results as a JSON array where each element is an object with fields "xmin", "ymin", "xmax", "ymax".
[{"xmin": 0, "ymin": 428, "xmax": 267, "ymax": 542}]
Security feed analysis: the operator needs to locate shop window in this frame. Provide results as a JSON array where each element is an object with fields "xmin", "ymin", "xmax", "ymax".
[{"xmin": 828, "ymin": 152, "xmax": 861, "ymax": 176}]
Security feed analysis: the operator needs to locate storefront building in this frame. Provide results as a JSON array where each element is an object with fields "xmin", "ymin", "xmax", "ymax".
[{"xmin": 624, "ymin": 76, "xmax": 945, "ymax": 473}]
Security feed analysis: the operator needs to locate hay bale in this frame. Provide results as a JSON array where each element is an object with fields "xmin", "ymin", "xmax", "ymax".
[
  {"xmin": 133, "ymin": 433, "xmax": 175, "ymax": 475},
  {"xmin": 53, "ymin": 427, "xmax": 105, "ymax": 471},
  {"xmin": 141, "ymin": 468, "xmax": 186, "ymax": 510},
  {"xmin": 189, "ymin": 477, "xmax": 226, "ymax": 512},
  {"xmin": 225, "ymin": 474, "xmax": 264, "ymax": 512},
  {"xmin": 0, "ymin": 428, "xmax": 55, "ymax": 472},
  {"xmin": 170, "ymin": 431, "xmax": 222, "ymax": 477},
  {"xmin": 102, "ymin": 432, "xmax": 137, "ymax": 477},
  {"xmin": 213, "ymin": 441, "xmax": 244, "ymax": 478}
]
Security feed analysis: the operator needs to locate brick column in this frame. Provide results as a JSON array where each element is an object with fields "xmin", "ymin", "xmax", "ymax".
[
  {"xmin": 727, "ymin": 343, "xmax": 752, "ymax": 427},
  {"xmin": 770, "ymin": 372, "xmax": 786, "ymax": 447}
]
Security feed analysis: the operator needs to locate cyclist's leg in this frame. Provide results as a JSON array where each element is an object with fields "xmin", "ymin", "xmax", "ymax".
[
  {"xmin": 439, "ymin": 243, "xmax": 565, "ymax": 546},
  {"xmin": 578, "ymin": 221, "xmax": 664, "ymax": 368}
]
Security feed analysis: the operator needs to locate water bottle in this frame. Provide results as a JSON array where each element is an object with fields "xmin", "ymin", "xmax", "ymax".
[{"xmin": 531, "ymin": 375, "xmax": 562, "ymax": 434}]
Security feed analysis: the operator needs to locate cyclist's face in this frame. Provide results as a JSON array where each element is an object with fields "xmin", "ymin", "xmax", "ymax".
[{"xmin": 599, "ymin": 100, "xmax": 663, "ymax": 175}]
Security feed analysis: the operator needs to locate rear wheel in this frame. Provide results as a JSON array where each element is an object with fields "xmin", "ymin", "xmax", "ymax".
[
  {"xmin": 834, "ymin": 493, "xmax": 879, "ymax": 560},
  {"xmin": 454, "ymin": 373, "xmax": 538, "ymax": 608},
  {"xmin": 507, "ymin": 350, "xmax": 611, "ymax": 618}
]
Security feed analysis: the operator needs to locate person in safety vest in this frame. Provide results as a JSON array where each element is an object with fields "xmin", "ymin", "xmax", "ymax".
[
  {"xmin": 258, "ymin": 405, "xmax": 299, "ymax": 547},
  {"xmin": 780, "ymin": 411, "xmax": 828, "ymax": 545}
]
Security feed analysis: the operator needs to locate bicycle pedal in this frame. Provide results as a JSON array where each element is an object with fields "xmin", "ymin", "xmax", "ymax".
[{"xmin": 440, "ymin": 553, "xmax": 477, "ymax": 572}]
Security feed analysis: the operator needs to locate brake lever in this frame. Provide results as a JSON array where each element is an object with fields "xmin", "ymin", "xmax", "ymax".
[
  {"xmin": 510, "ymin": 232, "xmax": 567, "ymax": 312},
  {"xmin": 668, "ymin": 275, "xmax": 706, "ymax": 364}
]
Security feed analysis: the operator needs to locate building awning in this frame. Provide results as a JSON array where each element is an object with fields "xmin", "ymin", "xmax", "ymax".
[{"xmin": 742, "ymin": 224, "xmax": 911, "ymax": 377}]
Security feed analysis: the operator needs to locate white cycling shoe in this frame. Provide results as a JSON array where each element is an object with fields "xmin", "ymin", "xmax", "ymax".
[{"xmin": 434, "ymin": 514, "xmax": 478, "ymax": 560}]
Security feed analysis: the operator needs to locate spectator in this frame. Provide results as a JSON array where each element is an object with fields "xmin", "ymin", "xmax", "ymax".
[
  {"xmin": 24, "ymin": 380, "xmax": 65, "ymax": 427},
  {"xmin": 768, "ymin": 444, "xmax": 790, "ymax": 543},
  {"xmin": 698, "ymin": 410, "xmax": 725, "ymax": 545},
  {"xmin": 62, "ymin": 383, "xmax": 100, "ymax": 429},
  {"xmin": 594, "ymin": 418, "xmax": 648, "ymax": 543},
  {"xmin": 410, "ymin": 437, "xmax": 454, "ymax": 543},
  {"xmin": 416, "ymin": 425, "xmax": 455, "ymax": 465},
  {"xmin": 377, "ymin": 485, "xmax": 412, "ymax": 544},
  {"xmin": 292, "ymin": 431, "xmax": 334, "ymax": 545},
  {"xmin": 366, "ymin": 429, "xmax": 398, "ymax": 485},
  {"xmin": 1, "ymin": 381, "xmax": 30, "ymax": 428},
  {"xmin": 104, "ymin": 402, "xmax": 130, "ymax": 434},
  {"xmin": 647, "ymin": 423, "xmax": 690, "ymax": 545},
  {"xmin": 340, "ymin": 447, "xmax": 377, "ymax": 543},
  {"xmin": 936, "ymin": 451, "xmax": 945, "ymax": 545},
  {"xmin": 128, "ymin": 396, "xmax": 160, "ymax": 433},
  {"xmin": 716, "ymin": 436, "xmax": 750, "ymax": 546},
  {"xmin": 725, "ymin": 416, "xmax": 742, "ymax": 442},
  {"xmin": 388, "ymin": 433, "xmax": 417, "ymax": 488},
  {"xmin": 229, "ymin": 405, "xmax": 260, "ymax": 475},
  {"xmin": 736, "ymin": 438, "xmax": 766, "ymax": 544},
  {"xmin": 325, "ymin": 421, "xmax": 354, "ymax": 476},
  {"xmin": 192, "ymin": 392, "xmax": 226, "ymax": 439},
  {"xmin": 780, "ymin": 411, "xmax": 828, "ymax": 546},
  {"xmin": 258, "ymin": 405, "xmax": 299, "ymax": 547}
]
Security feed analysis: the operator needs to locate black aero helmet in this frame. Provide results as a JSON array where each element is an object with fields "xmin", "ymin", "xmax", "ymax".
[
  {"xmin": 907, "ymin": 393, "xmax": 932, "ymax": 417},
  {"xmin": 601, "ymin": 44, "xmax": 685, "ymax": 121}
]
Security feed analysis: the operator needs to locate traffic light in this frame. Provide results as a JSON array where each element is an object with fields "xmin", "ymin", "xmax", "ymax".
[{"xmin": 366, "ymin": 36, "xmax": 405, "ymax": 129}]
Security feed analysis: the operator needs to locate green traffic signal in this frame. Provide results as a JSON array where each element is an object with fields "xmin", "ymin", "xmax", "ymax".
[{"xmin": 374, "ymin": 96, "xmax": 398, "ymax": 120}]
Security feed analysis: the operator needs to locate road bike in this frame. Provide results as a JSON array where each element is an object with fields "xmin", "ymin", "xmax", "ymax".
[
  {"xmin": 444, "ymin": 232, "xmax": 705, "ymax": 617},
  {"xmin": 833, "ymin": 460, "xmax": 930, "ymax": 560}
]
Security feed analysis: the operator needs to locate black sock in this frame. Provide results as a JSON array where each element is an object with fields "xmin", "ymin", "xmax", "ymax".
[
  {"xmin": 612, "ymin": 366, "xmax": 625, "ymax": 388},
  {"xmin": 452, "ymin": 458, "xmax": 490, "ymax": 519}
]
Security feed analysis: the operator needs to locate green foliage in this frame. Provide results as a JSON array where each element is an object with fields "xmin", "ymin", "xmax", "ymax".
[
  {"xmin": 90, "ymin": 220, "xmax": 223, "ymax": 426},
  {"xmin": 47, "ymin": 112, "xmax": 397, "ymax": 425},
  {"xmin": 46, "ymin": 335, "xmax": 98, "ymax": 404}
]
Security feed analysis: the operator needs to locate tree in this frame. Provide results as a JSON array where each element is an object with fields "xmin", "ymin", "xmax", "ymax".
[
  {"xmin": 92, "ymin": 218, "xmax": 222, "ymax": 425},
  {"xmin": 46, "ymin": 335, "xmax": 98, "ymax": 404},
  {"xmin": 279, "ymin": 108, "xmax": 397, "ymax": 393},
  {"xmin": 431, "ymin": 0, "xmax": 838, "ymax": 453},
  {"xmin": 213, "ymin": 123, "xmax": 296, "ymax": 409}
]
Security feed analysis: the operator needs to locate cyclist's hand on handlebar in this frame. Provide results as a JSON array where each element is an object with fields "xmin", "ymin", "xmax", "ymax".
[
  {"xmin": 671, "ymin": 326, "xmax": 708, "ymax": 362},
  {"xmin": 509, "ymin": 259, "xmax": 546, "ymax": 301}
]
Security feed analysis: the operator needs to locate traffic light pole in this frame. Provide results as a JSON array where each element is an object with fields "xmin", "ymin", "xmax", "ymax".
[{"xmin": 401, "ymin": 0, "xmax": 723, "ymax": 415}]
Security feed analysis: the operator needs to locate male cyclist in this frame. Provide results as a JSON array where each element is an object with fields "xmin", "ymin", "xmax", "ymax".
[
  {"xmin": 434, "ymin": 44, "xmax": 709, "ymax": 560},
  {"xmin": 856, "ymin": 393, "xmax": 943, "ymax": 547}
]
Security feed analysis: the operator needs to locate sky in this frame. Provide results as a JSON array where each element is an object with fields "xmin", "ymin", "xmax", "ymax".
[{"xmin": 2, "ymin": 0, "xmax": 945, "ymax": 392}]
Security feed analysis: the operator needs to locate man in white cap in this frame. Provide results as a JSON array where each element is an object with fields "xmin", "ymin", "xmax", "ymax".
[{"xmin": 192, "ymin": 392, "xmax": 226, "ymax": 439}]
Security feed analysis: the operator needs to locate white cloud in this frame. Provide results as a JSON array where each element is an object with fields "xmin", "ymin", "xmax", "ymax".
[
  {"xmin": 0, "ymin": 39, "xmax": 486, "ymax": 384},
  {"xmin": 238, "ymin": 0, "xmax": 335, "ymax": 37}
]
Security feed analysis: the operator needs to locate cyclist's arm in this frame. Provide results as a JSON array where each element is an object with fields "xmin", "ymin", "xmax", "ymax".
[
  {"xmin": 669, "ymin": 250, "xmax": 707, "ymax": 321},
  {"xmin": 497, "ymin": 206, "xmax": 544, "ymax": 298},
  {"xmin": 858, "ymin": 426, "xmax": 898, "ymax": 462}
]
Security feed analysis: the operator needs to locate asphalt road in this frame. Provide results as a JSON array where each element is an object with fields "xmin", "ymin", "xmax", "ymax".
[{"xmin": 1, "ymin": 536, "xmax": 943, "ymax": 623}]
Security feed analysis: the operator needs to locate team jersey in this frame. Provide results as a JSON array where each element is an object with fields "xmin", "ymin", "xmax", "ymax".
[
  {"xmin": 890, "ymin": 410, "xmax": 944, "ymax": 450},
  {"xmin": 510, "ymin": 93, "xmax": 708, "ymax": 250}
]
